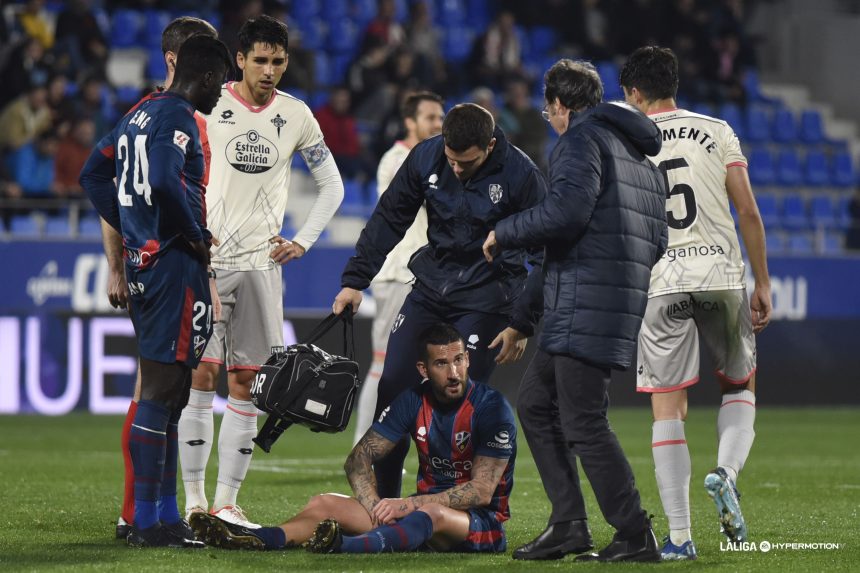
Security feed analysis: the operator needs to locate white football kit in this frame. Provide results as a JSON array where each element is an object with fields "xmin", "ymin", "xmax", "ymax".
[{"xmin": 637, "ymin": 109, "xmax": 756, "ymax": 391}]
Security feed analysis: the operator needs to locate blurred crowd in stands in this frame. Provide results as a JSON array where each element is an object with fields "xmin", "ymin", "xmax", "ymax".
[{"xmin": 0, "ymin": 0, "xmax": 858, "ymax": 250}]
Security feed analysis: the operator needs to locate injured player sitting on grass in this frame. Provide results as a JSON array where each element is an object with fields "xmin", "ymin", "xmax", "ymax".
[{"xmin": 190, "ymin": 323, "xmax": 517, "ymax": 554}]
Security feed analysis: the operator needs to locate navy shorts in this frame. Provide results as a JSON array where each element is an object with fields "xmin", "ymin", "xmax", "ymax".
[{"xmin": 126, "ymin": 246, "xmax": 213, "ymax": 367}]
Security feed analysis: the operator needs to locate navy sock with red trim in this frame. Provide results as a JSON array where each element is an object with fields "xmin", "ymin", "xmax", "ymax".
[
  {"xmin": 129, "ymin": 400, "xmax": 170, "ymax": 530},
  {"xmin": 157, "ymin": 408, "xmax": 182, "ymax": 525},
  {"xmin": 340, "ymin": 511, "xmax": 434, "ymax": 553}
]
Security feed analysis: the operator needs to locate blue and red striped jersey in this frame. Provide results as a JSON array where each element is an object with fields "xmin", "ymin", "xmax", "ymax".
[
  {"xmin": 372, "ymin": 380, "xmax": 516, "ymax": 522},
  {"xmin": 80, "ymin": 91, "xmax": 209, "ymax": 268}
]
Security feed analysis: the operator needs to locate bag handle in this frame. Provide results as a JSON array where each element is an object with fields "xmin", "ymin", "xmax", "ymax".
[{"xmin": 302, "ymin": 304, "xmax": 355, "ymax": 359}]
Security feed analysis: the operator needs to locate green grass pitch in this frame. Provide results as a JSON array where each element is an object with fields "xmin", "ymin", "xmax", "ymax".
[{"xmin": 0, "ymin": 407, "xmax": 856, "ymax": 572}]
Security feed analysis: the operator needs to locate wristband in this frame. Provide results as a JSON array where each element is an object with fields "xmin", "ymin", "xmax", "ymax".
[{"xmin": 207, "ymin": 269, "xmax": 217, "ymax": 279}]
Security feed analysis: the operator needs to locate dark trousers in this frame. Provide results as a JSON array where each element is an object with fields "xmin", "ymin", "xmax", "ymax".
[
  {"xmin": 373, "ymin": 287, "xmax": 509, "ymax": 497},
  {"xmin": 517, "ymin": 349, "xmax": 648, "ymax": 537}
]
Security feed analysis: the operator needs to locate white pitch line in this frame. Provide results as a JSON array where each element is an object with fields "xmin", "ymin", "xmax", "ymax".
[{"xmin": 250, "ymin": 464, "xmax": 343, "ymax": 476}]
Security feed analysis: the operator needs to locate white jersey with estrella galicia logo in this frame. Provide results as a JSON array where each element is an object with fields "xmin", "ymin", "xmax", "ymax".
[
  {"xmin": 204, "ymin": 82, "xmax": 332, "ymax": 270},
  {"xmin": 647, "ymin": 108, "xmax": 748, "ymax": 297}
]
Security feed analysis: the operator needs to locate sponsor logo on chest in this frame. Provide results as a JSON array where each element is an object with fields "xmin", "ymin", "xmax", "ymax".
[{"xmin": 226, "ymin": 129, "xmax": 280, "ymax": 174}]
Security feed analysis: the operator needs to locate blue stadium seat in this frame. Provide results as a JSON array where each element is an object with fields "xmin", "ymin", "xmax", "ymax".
[
  {"xmin": 300, "ymin": 18, "xmax": 327, "ymax": 51},
  {"xmin": 719, "ymin": 103, "xmax": 745, "ymax": 139},
  {"xmin": 743, "ymin": 69, "xmax": 773, "ymax": 103},
  {"xmin": 756, "ymin": 193, "xmax": 779, "ymax": 230},
  {"xmin": 314, "ymin": 52, "xmax": 332, "ymax": 87},
  {"xmin": 529, "ymin": 26, "xmax": 557, "ymax": 57},
  {"xmin": 799, "ymin": 109, "xmax": 824, "ymax": 144},
  {"xmin": 146, "ymin": 47, "xmax": 166, "ymax": 81},
  {"xmin": 822, "ymin": 231, "xmax": 844, "ymax": 254},
  {"xmin": 116, "ymin": 85, "xmax": 142, "ymax": 106},
  {"xmin": 765, "ymin": 231, "xmax": 786, "ymax": 254},
  {"xmin": 353, "ymin": 0, "xmax": 377, "ymax": 26},
  {"xmin": 309, "ymin": 90, "xmax": 329, "ymax": 110},
  {"xmin": 690, "ymin": 102, "xmax": 713, "ymax": 117},
  {"xmin": 79, "ymin": 217, "xmax": 103, "ymax": 238},
  {"xmin": 745, "ymin": 107, "xmax": 771, "ymax": 144},
  {"xmin": 443, "ymin": 26, "xmax": 475, "ymax": 63},
  {"xmin": 803, "ymin": 150, "xmax": 829, "ymax": 187},
  {"xmin": 771, "ymin": 108, "xmax": 796, "ymax": 144},
  {"xmin": 321, "ymin": 0, "xmax": 349, "ymax": 21},
  {"xmin": 280, "ymin": 215, "xmax": 296, "ymax": 239},
  {"xmin": 781, "ymin": 193, "xmax": 809, "ymax": 231},
  {"xmin": 748, "ymin": 148, "xmax": 775, "ymax": 187},
  {"xmin": 830, "ymin": 151, "xmax": 855, "ymax": 188},
  {"xmin": 291, "ymin": 0, "xmax": 320, "ymax": 22},
  {"xmin": 439, "ymin": 0, "xmax": 467, "ymax": 25},
  {"xmin": 328, "ymin": 18, "xmax": 360, "ymax": 54},
  {"xmin": 44, "ymin": 216, "xmax": 71, "ymax": 238},
  {"xmin": 838, "ymin": 194, "xmax": 853, "ymax": 230},
  {"xmin": 787, "ymin": 233, "xmax": 814, "ymax": 255},
  {"xmin": 596, "ymin": 61, "xmax": 622, "ymax": 101},
  {"xmin": 143, "ymin": 10, "xmax": 171, "ymax": 49},
  {"xmin": 10, "ymin": 215, "xmax": 40, "ymax": 237},
  {"xmin": 331, "ymin": 54, "xmax": 353, "ymax": 85},
  {"xmin": 110, "ymin": 9, "xmax": 143, "ymax": 49},
  {"xmin": 775, "ymin": 149, "xmax": 802, "ymax": 188},
  {"xmin": 467, "ymin": 0, "xmax": 493, "ymax": 28},
  {"xmin": 339, "ymin": 179, "xmax": 368, "ymax": 217},
  {"xmin": 810, "ymin": 195, "xmax": 838, "ymax": 230}
]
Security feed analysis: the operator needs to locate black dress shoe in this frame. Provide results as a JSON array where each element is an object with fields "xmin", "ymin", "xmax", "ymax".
[
  {"xmin": 575, "ymin": 522, "xmax": 660, "ymax": 562},
  {"xmin": 512, "ymin": 520, "xmax": 593, "ymax": 560}
]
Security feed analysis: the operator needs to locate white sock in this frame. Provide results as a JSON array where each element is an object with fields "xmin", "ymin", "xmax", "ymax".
[
  {"xmin": 353, "ymin": 358, "xmax": 382, "ymax": 446},
  {"xmin": 213, "ymin": 396, "xmax": 258, "ymax": 510},
  {"xmin": 178, "ymin": 389, "xmax": 215, "ymax": 511},
  {"xmin": 652, "ymin": 419, "xmax": 691, "ymax": 535},
  {"xmin": 717, "ymin": 390, "xmax": 756, "ymax": 483}
]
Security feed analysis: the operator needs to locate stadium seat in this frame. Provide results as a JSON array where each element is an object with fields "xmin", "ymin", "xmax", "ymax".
[
  {"xmin": 809, "ymin": 195, "xmax": 837, "ymax": 230},
  {"xmin": 44, "ymin": 216, "xmax": 71, "ymax": 238},
  {"xmin": 745, "ymin": 107, "xmax": 771, "ymax": 144},
  {"xmin": 596, "ymin": 61, "xmax": 622, "ymax": 101},
  {"xmin": 321, "ymin": 0, "xmax": 349, "ymax": 21},
  {"xmin": 529, "ymin": 26, "xmax": 557, "ymax": 57},
  {"xmin": 439, "ymin": 0, "xmax": 467, "ymax": 25},
  {"xmin": 328, "ymin": 18, "xmax": 360, "ymax": 54},
  {"xmin": 718, "ymin": 103, "xmax": 745, "ymax": 140},
  {"xmin": 781, "ymin": 193, "xmax": 809, "ymax": 231},
  {"xmin": 79, "ymin": 217, "xmax": 103, "ymax": 238},
  {"xmin": 748, "ymin": 148, "xmax": 775, "ymax": 187},
  {"xmin": 291, "ymin": 153, "xmax": 310, "ymax": 173},
  {"xmin": 110, "ymin": 9, "xmax": 143, "ymax": 49},
  {"xmin": 339, "ymin": 179, "xmax": 368, "ymax": 217},
  {"xmin": 756, "ymin": 193, "xmax": 779, "ymax": 230},
  {"xmin": 116, "ymin": 85, "xmax": 142, "ymax": 106},
  {"xmin": 765, "ymin": 230, "xmax": 786, "ymax": 254},
  {"xmin": 837, "ymin": 194, "xmax": 854, "ymax": 230},
  {"xmin": 742, "ymin": 69, "xmax": 775, "ymax": 104},
  {"xmin": 799, "ymin": 109, "xmax": 825, "ymax": 144},
  {"xmin": 775, "ymin": 149, "xmax": 802, "ymax": 188},
  {"xmin": 803, "ymin": 150, "xmax": 829, "ymax": 187},
  {"xmin": 787, "ymin": 233, "xmax": 814, "ymax": 255},
  {"xmin": 10, "ymin": 215, "xmax": 40, "ymax": 237},
  {"xmin": 143, "ymin": 10, "xmax": 171, "ymax": 49},
  {"xmin": 331, "ymin": 54, "xmax": 354, "ymax": 84},
  {"xmin": 443, "ymin": 26, "xmax": 475, "ymax": 63},
  {"xmin": 771, "ymin": 108, "xmax": 797, "ymax": 144},
  {"xmin": 353, "ymin": 0, "xmax": 377, "ymax": 26},
  {"xmin": 467, "ymin": 0, "xmax": 493, "ymax": 29},
  {"xmin": 690, "ymin": 102, "xmax": 713, "ymax": 117},
  {"xmin": 291, "ymin": 0, "xmax": 320, "ymax": 22},
  {"xmin": 280, "ymin": 215, "xmax": 296, "ymax": 239},
  {"xmin": 822, "ymin": 231, "xmax": 844, "ymax": 254},
  {"xmin": 314, "ymin": 52, "xmax": 332, "ymax": 87},
  {"xmin": 298, "ymin": 17, "xmax": 326, "ymax": 50},
  {"xmin": 146, "ymin": 47, "xmax": 167, "ymax": 81},
  {"xmin": 830, "ymin": 151, "xmax": 855, "ymax": 188}
]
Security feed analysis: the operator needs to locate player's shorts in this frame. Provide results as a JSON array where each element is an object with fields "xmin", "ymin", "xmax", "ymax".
[
  {"xmin": 126, "ymin": 246, "xmax": 212, "ymax": 368},
  {"xmin": 637, "ymin": 289, "xmax": 756, "ymax": 392},
  {"xmin": 201, "ymin": 266, "xmax": 283, "ymax": 371},
  {"xmin": 450, "ymin": 508, "xmax": 507, "ymax": 553},
  {"xmin": 370, "ymin": 280, "xmax": 412, "ymax": 355}
]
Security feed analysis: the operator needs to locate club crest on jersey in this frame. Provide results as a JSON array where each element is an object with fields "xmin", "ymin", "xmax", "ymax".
[
  {"xmin": 173, "ymin": 130, "xmax": 190, "ymax": 152},
  {"xmin": 270, "ymin": 113, "xmax": 286, "ymax": 137},
  {"xmin": 193, "ymin": 335, "xmax": 207, "ymax": 358},
  {"xmin": 391, "ymin": 313, "xmax": 405, "ymax": 333},
  {"xmin": 488, "ymin": 183, "xmax": 503, "ymax": 204},
  {"xmin": 455, "ymin": 431, "xmax": 471, "ymax": 452},
  {"xmin": 226, "ymin": 129, "xmax": 279, "ymax": 174}
]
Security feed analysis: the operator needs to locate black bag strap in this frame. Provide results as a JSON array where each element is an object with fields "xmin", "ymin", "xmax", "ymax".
[
  {"xmin": 302, "ymin": 304, "xmax": 355, "ymax": 359},
  {"xmin": 253, "ymin": 414, "xmax": 293, "ymax": 453}
]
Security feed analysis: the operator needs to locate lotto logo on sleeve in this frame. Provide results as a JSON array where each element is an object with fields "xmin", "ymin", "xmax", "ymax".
[{"xmin": 173, "ymin": 130, "xmax": 190, "ymax": 152}]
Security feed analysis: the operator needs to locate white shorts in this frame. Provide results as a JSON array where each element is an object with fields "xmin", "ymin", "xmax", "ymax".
[
  {"xmin": 370, "ymin": 281, "xmax": 412, "ymax": 358},
  {"xmin": 201, "ymin": 267, "xmax": 283, "ymax": 371},
  {"xmin": 636, "ymin": 289, "xmax": 756, "ymax": 393}
]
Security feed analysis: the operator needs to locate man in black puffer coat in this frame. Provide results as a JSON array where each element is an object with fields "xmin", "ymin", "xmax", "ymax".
[{"xmin": 484, "ymin": 59, "xmax": 668, "ymax": 562}]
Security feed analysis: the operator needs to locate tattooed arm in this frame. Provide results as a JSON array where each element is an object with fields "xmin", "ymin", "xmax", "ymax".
[
  {"xmin": 370, "ymin": 455, "xmax": 509, "ymax": 524},
  {"xmin": 344, "ymin": 429, "xmax": 397, "ymax": 519}
]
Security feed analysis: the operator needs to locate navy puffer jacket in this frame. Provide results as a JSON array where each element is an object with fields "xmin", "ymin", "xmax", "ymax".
[{"xmin": 496, "ymin": 102, "xmax": 668, "ymax": 369}]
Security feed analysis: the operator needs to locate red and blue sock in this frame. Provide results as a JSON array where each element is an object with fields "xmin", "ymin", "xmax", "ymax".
[
  {"xmin": 341, "ymin": 511, "xmax": 434, "ymax": 553},
  {"xmin": 157, "ymin": 408, "xmax": 182, "ymax": 525},
  {"xmin": 129, "ymin": 399, "xmax": 170, "ymax": 530}
]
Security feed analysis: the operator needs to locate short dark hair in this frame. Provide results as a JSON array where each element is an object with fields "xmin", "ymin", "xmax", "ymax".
[
  {"xmin": 161, "ymin": 16, "xmax": 218, "ymax": 55},
  {"xmin": 417, "ymin": 323, "xmax": 464, "ymax": 362},
  {"xmin": 174, "ymin": 35, "xmax": 233, "ymax": 83},
  {"xmin": 442, "ymin": 103, "xmax": 494, "ymax": 152},
  {"xmin": 238, "ymin": 14, "xmax": 289, "ymax": 55},
  {"xmin": 401, "ymin": 91, "xmax": 443, "ymax": 121},
  {"xmin": 619, "ymin": 46, "xmax": 679, "ymax": 101},
  {"xmin": 544, "ymin": 59, "xmax": 603, "ymax": 111}
]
